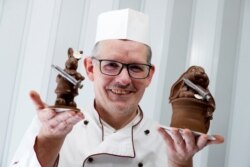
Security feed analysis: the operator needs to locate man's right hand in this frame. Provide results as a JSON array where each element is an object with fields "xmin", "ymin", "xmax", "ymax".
[
  {"xmin": 30, "ymin": 90, "xmax": 84, "ymax": 138},
  {"xmin": 30, "ymin": 90, "xmax": 84, "ymax": 167}
]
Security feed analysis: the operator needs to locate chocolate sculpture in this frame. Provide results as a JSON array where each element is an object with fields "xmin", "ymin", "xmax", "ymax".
[
  {"xmin": 50, "ymin": 48, "xmax": 84, "ymax": 111},
  {"xmin": 169, "ymin": 66, "xmax": 215, "ymax": 133}
]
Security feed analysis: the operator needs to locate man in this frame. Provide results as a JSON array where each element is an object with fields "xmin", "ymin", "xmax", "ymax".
[{"xmin": 10, "ymin": 8, "xmax": 223, "ymax": 167}]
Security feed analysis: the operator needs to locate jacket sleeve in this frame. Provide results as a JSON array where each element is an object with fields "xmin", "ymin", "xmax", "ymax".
[{"xmin": 9, "ymin": 116, "xmax": 42, "ymax": 167}]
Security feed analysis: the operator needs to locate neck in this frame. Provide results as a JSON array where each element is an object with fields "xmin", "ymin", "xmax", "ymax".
[{"xmin": 94, "ymin": 101, "xmax": 138, "ymax": 130}]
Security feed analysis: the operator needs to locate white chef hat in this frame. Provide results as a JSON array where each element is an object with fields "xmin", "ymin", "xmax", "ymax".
[{"xmin": 95, "ymin": 8, "xmax": 150, "ymax": 46}]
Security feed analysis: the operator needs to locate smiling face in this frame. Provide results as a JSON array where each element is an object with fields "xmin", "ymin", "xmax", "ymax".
[{"xmin": 84, "ymin": 39, "xmax": 155, "ymax": 121}]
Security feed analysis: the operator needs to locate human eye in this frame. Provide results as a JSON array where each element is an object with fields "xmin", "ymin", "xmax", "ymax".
[
  {"xmin": 129, "ymin": 64, "xmax": 146, "ymax": 73},
  {"xmin": 102, "ymin": 61, "xmax": 120, "ymax": 71}
]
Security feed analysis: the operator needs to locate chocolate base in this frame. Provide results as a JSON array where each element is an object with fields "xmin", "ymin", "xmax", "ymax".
[
  {"xmin": 170, "ymin": 98, "xmax": 214, "ymax": 133},
  {"xmin": 48, "ymin": 105, "xmax": 80, "ymax": 112}
]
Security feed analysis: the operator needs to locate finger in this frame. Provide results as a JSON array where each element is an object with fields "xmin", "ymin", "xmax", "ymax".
[
  {"xmin": 48, "ymin": 111, "xmax": 84, "ymax": 128},
  {"xmin": 48, "ymin": 111, "xmax": 75, "ymax": 128},
  {"xmin": 55, "ymin": 120, "xmax": 70, "ymax": 132},
  {"xmin": 182, "ymin": 129, "xmax": 196, "ymax": 151},
  {"xmin": 158, "ymin": 127, "xmax": 176, "ymax": 151},
  {"xmin": 65, "ymin": 112, "xmax": 84, "ymax": 126},
  {"xmin": 207, "ymin": 135, "xmax": 224, "ymax": 145},
  {"xmin": 171, "ymin": 128, "xmax": 184, "ymax": 145},
  {"xmin": 53, "ymin": 112, "xmax": 84, "ymax": 132},
  {"xmin": 29, "ymin": 90, "xmax": 46, "ymax": 109},
  {"xmin": 58, "ymin": 113, "xmax": 84, "ymax": 131},
  {"xmin": 170, "ymin": 128, "xmax": 186, "ymax": 153},
  {"xmin": 30, "ymin": 90, "xmax": 56, "ymax": 121},
  {"xmin": 197, "ymin": 134, "xmax": 209, "ymax": 150},
  {"xmin": 38, "ymin": 108, "xmax": 57, "ymax": 122}
]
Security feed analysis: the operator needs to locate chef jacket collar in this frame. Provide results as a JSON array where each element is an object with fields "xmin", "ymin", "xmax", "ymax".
[
  {"xmin": 91, "ymin": 100, "xmax": 143, "ymax": 141},
  {"xmin": 83, "ymin": 100, "xmax": 144, "ymax": 158},
  {"xmin": 100, "ymin": 109, "xmax": 141, "ymax": 138}
]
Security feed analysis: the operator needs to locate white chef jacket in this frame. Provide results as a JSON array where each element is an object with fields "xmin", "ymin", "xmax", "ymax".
[{"xmin": 10, "ymin": 103, "xmax": 168, "ymax": 167}]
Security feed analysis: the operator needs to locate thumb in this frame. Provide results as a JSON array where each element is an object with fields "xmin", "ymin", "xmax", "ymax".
[
  {"xmin": 29, "ymin": 90, "xmax": 46, "ymax": 110},
  {"xmin": 208, "ymin": 135, "xmax": 224, "ymax": 145}
]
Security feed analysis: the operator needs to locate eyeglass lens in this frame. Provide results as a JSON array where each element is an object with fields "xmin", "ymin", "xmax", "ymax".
[{"xmin": 93, "ymin": 58, "xmax": 151, "ymax": 79}]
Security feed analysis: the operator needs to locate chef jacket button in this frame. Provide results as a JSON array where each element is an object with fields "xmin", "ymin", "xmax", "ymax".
[
  {"xmin": 83, "ymin": 120, "xmax": 89, "ymax": 125},
  {"xmin": 144, "ymin": 129, "xmax": 150, "ymax": 135},
  {"xmin": 138, "ymin": 162, "xmax": 143, "ymax": 167},
  {"xmin": 13, "ymin": 161, "xmax": 19, "ymax": 165},
  {"xmin": 87, "ymin": 157, "xmax": 94, "ymax": 163}
]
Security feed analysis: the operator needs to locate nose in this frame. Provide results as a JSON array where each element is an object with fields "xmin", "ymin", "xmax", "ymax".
[{"xmin": 115, "ymin": 66, "xmax": 132, "ymax": 85}]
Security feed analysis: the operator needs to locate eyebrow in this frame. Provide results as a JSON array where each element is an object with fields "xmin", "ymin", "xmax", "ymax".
[{"xmin": 92, "ymin": 57, "xmax": 151, "ymax": 65}]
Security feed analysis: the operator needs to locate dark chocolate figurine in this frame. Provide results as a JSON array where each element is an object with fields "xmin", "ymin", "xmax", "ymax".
[
  {"xmin": 52, "ymin": 48, "xmax": 84, "ymax": 111},
  {"xmin": 169, "ymin": 66, "xmax": 215, "ymax": 133}
]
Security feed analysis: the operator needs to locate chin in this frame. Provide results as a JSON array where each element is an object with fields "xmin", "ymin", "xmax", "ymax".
[{"xmin": 109, "ymin": 100, "xmax": 134, "ymax": 112}]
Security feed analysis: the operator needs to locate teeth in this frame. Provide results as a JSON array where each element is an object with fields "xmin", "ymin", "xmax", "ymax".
[{"xmin": 111, "ymin": 89, "xmax": 130, "ymax": 95}]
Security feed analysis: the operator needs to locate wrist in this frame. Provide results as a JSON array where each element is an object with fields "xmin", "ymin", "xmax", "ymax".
[
  {"xmin": 168, "ymin": 159, "xmax": 193, "ymax": 167},
  {"xmin": 34, "ymin": 135, "xmax": 65, "ymax": 167},
  {"xmin": 38, "ymin": 127, "xmax": 67, "ymax": 140}
]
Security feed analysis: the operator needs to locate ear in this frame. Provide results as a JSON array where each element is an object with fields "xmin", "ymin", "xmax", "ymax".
[
  {"xmin": 68, "ymin": 48, "xmax": 74, "ymax": 58},
  {"xmin": 145, "ymin": 64, "xmax": 155, "ymax": 87},
  {"xmin": 84, "ymin": 57, "xmax": 94, "ymax": 81}
]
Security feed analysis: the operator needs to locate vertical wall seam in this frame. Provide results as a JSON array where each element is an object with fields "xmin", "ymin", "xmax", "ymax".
[
  {"xmin": 224, "ymin": 0, "xmax": 246, "ymax": 166},
  {"xmin": 0, "ymin": 0, "xmax": 5, "ymax": 26},
  {"xmin": 78, "ymin": 0, "xmax": 90, "ymax": 49},
  {"xmin": 210, "ymin": 0, "xmax": 225, "ymax": 92},
  {"xmin": 112, "ymin": 0, "xmax": 120, "ymax": 9},
  {"xmin": 140, "ymin": 0, "xmax": 146, "ymax": 12},
  {"xmin": 186, "ymin": 0, "xmax": 196, "ymax": 67},
  {"xmin": 42, "ymin": 0, "xmax": 63, "ymax": 101},
  {"xmin": 155, "ymin": 0, "xmax": 174, "ymax": 121},
  {"xmin": 78, "ymin": 0, "xmax": 90, "ymax": 50}
]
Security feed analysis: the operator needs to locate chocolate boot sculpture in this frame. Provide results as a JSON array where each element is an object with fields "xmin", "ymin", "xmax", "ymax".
[{"xmin": 169, "ymin": 66, "xmax": 215, "ymax": 133}]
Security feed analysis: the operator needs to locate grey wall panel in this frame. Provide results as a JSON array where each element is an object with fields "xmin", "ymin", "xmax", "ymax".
[
  {"xmin": 159, "ymin": 0, "xmax": 193, "ymax": 126},
  {"xmin": 208, "ymin": 0, "xmax": 242, "ymax": 166},
  {"xmin": 140, "ymin": 0, "xmax": 170, "ymax": 119},
  {"xmin": 1, "ymin": 0, "xmax": 63, "ymax": 166},
  {"xmin": 46, "ymin": 0, "xmax": 87, "ymax": 106},
  {"xmin": 226, "ymin": 0, "xmax": 250, "ymax": 166},
  {"xmin": 0, "ymin": 0, "xmax": 30, "ymax": 165},
  {"xmin": 119, "ymin": 0, "xmax": 142, "ymax": 10}
]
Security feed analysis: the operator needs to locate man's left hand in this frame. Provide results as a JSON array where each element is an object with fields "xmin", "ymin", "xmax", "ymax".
[{"xmin": 158, "ymin": 127, "xmax": 224, "ymax": 167}]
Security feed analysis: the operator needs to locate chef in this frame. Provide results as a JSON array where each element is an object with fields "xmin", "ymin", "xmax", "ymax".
[{"xmin": 10, "ymin": 8, "xmax": 223, "ymax": 167}]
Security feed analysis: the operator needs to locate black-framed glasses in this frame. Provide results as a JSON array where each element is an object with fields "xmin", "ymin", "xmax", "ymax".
[{"xmin": 92, "ymin": 57, "xmax": 152, "ymax": 79}]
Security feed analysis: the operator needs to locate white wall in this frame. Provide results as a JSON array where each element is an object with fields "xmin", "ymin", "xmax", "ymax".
[
  {"xmin": 1, "ymin": 0, "xmax": 249, "ymax": 166},
  {"xmin": 225, "ymin": 0, "xmax": 250, "ymax": 166}
]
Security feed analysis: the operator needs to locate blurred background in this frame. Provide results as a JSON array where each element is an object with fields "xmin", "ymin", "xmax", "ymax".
[{"xmin": 0, "ymin": 0, "xmax": 249, "ymax": 166}]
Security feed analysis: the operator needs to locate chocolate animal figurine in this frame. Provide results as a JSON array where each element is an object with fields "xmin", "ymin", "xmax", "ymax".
[{"xmin": 53, "ymin": 48, "xmax": 84, "ymax": 111}]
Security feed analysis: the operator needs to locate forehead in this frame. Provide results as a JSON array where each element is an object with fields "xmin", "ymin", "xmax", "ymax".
[{"xmin": 96, "ymin": 40, "xmax": 148, "ymax": 62}]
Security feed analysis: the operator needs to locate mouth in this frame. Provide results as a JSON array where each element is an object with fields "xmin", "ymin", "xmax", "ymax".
[
  {"xmin": 110, "ymin": 89, "xmax": 133, "ymax": 95},
  {"xmin": 106, "ymin": 84, "xmax": 137, "ymax": 97}
]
